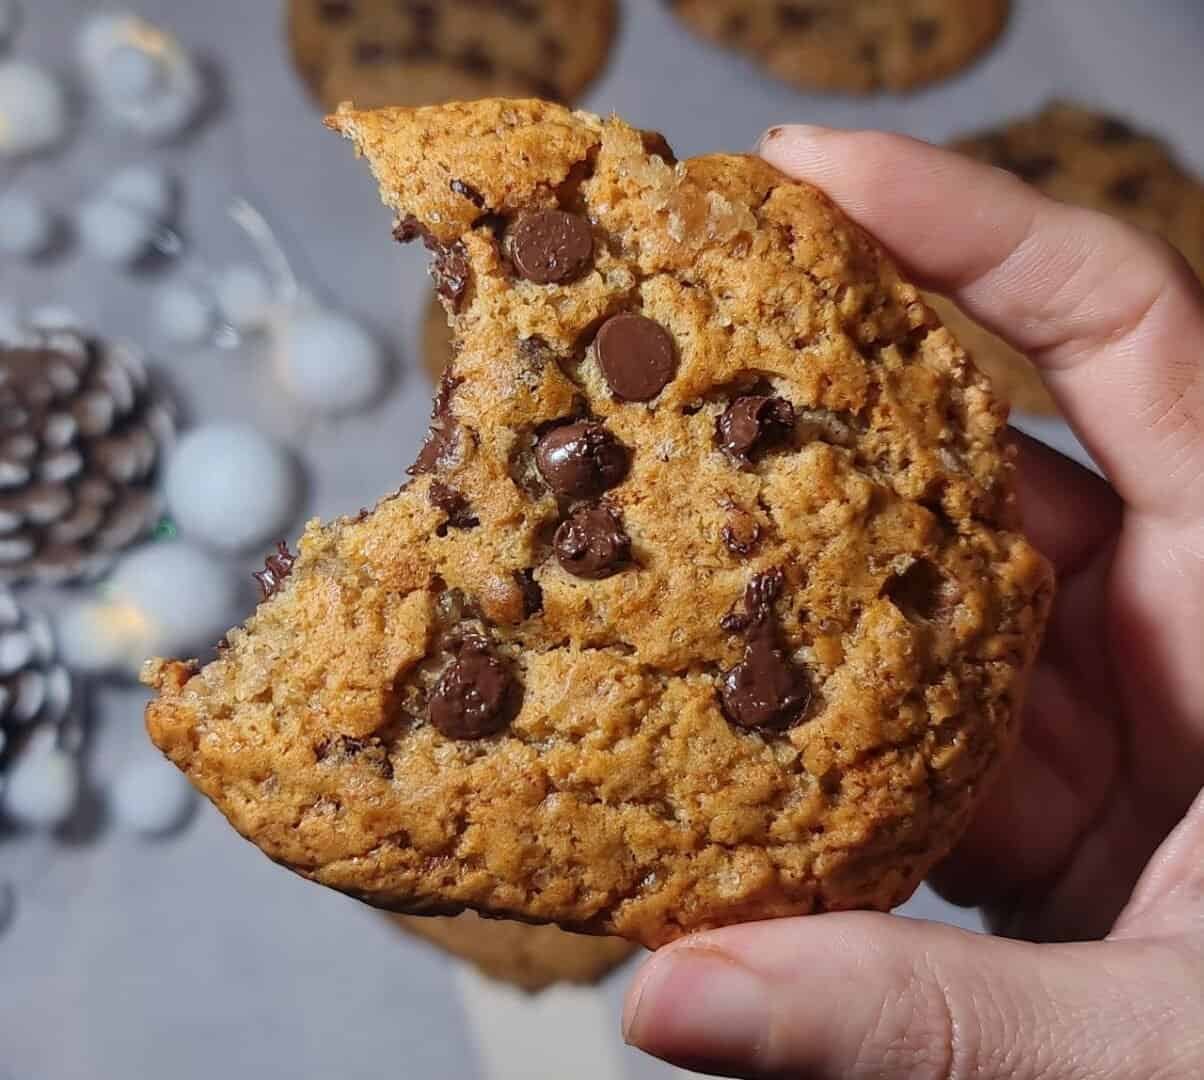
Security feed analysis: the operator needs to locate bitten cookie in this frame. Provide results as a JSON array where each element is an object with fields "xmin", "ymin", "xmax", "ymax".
[
  {"xmin": 145, "ymin": 100, "xmax": 1053, "ymax": 949},
  {"xmin": 390, "ymin": 911, "xmax": 635, "ymax": 992},
  {"xmin": 287, "ymin": 0, "xmax": 616, "ymax": 112},
  {"xmin": 931, "ymin": 102, "xmax": 1204, "ymax": 417},
  {"xmin": 665, "ymin": 0, "xmax": 1009, "ymax": 94}
]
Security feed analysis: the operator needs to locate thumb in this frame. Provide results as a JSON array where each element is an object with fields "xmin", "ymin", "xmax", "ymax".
[{"xmin": 622, "ymin": 912, "xmax": 1197, "ymax": 1079}]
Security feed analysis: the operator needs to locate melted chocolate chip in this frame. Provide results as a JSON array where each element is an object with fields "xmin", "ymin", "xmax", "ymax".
[
  {"xmin": 517, "ymin": 569, "xmax": 543, "ymax": 616},
  {"xmin": 722, "ymin": 511, "xmax": 761, "ymax": 557},
  {"xmin": 428, "ymin": 638, "xmax": 521, "ymax": 739},
  {"xmin": 318, "ymin": 0, "xmax": 354, "ymax": 20},
  {"xmin": 554, "ymin": 504, "xmax": 631, "ymax": 579},
  {"xmin": 1108, "ymin": 172, "xmax": 1149, "ymax": 205},
  {"xmin": 593, "ymin": 314, "xmax": 677, "ymax": 403},
  {"xmin": 391, "ymin": 216, "xmax": 471, "ymax": 308},
  {"xmin": 1009, "ymin": 154, "xmax": 1059, "ymax": 184},
  {"xmin": 777, "ymin": 4, "xmax": 817, "ymax": 29},
  {"xmin": 534, "ymin": 421, "xmax": 629, "ymax": 498},
  {"xmin": 450, "ymin": 179, "xmax": 486, "ymax": 208},
  {"xmin": 429, "ymin": 481, "xmax": 479, "ymax": 532},
  {"xmin": 254, "ymin": 541, "xmax": 296, "ymax": 600},
  {"xmin": 1095, "ymin": 116, "xmax": 1137, "ymax": 143},
  {"xmin": 717, "ymin": 396, "xmax": 795, "ymax": 463},
  {"xmin": 432, "ymin": 242, "xmax": 471, "ymax": 306},
  {"xmin": 718, "ymin": 569, "xmax": 810, "ymax": 731},
  {"xmin": 910, "ymin": 17, "xmax": 940, "ymax": 50},
  {"xmin": 510, "ymin": 210, "xmax": 594, "ymax": 285},
  {"xmin": 410, "ymin": 374, "xmax": 463, "ymax": 475}
]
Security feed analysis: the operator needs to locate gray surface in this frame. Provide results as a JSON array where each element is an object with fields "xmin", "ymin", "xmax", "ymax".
[{"xmin": 2, "ymin": 0, "xmax": 1203, "ymax": 1077}]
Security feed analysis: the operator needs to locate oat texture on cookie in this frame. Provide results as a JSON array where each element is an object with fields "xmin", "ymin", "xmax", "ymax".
[{"xmin": 145, "ymin": 100, "xmax": 1053, "ymax": 948}]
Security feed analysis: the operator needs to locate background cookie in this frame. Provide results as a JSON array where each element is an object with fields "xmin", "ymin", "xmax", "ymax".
[
  {"xmin": 389, "ymin": 911, "xmax": 635, "ymax": 992},
  {"xmin": 287, "ymin": 0, "xmax": 616, "ymax": 112},
  {"xmin": 930, "ymin": 102, "xmax": 1204, "ymax": 417},
  {"xmin": 666, "ymin": 0, "xmax": 1010, "ymax": 94}
]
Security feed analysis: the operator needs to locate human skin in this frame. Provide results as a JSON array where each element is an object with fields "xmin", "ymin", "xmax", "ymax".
[{"xmin": 622, "ymin": 126, "xmax": 1204, "ymax": 1080}]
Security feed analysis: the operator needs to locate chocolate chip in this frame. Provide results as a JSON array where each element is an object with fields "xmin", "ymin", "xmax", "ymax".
[
  {"xmin": 554, "ymin": 504, "xmax": 631, "ymax": 579},
  {"xmin": 1095, "ymin": 117, "xmax": 1137, "ymax": 144},
  {"xmin": 254, "ymin": 541, "xmax": 296, "ymax": 600},
  {"xmin": 718, "ymin": 570, "xmax": 810, "ymax": 731},
  {"xmin": 510, "ymin": 210, "xmax": 594, "ymax": 285},
  {"xmin": 777, "ymin": 4, "xmax": 817, "ymax": 29},
  {"xmin": 720, "ymin": 569, "xmax": 784, "ymax": 634},
  {"xmin": 450, "ymin": 179, "xmax": 486, "ymax": 209},
  {"xmin": 517, "ymin": 569, "xmax": 543, "ymax": 616},
  {"xmin": 1009, "ymin": 155, "xmax": 1059, "ymax": 183},
  {"xmin": 593, "ymin": 314, "xmax": 677, "ymax": 403},
  {"xmin": 910, "ymin": 17, "xmax": 940, "ymax": 50},
  {"xmin": 428, "ymin": 638, "xmax": 521, "ymax": 739},
  {"xmin": 354, "ymin": 40, "xmax": 388, "ymax": 63},
  {"xmin": 717, "ymin": 395, "xmax": 795, "ymax": 464},
  {"xmin": 432, "ymin": 242, "xmax": 471, "ymax": 307},
  {"xmin": 410, "ymin": 374, "xmax": 463, "ymax": 475},
  {"xmin": 1108, "ymin": 172, "xmax": 1149, "ymax": 205},
  {"xmin": 720, "ymin": 631, "xmax": 811, "ymax": 732},
  {"xmin": 640, "ymin": 130, "xmax": 678, "ymax": 165},
  {"xmin": 319, "ymin": 0, "xmax": 354, "ymax": 20},
  {"xmin": 393, "ymin": 215, "xmax": 425, "ymax": 244},
  {"xmin": 429, "ymin": 481, "xmax": 479, "ymax": 532},
  {"xmin": 722, "ymin": 511, "xmax": 760, "ymax": 557},
  {"xmin": 534, "ymin": 421, "xmax": 629, "ymax": 498}
]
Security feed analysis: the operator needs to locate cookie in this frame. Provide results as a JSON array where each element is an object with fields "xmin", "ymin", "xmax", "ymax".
[
  {"xmin": 421, "ymin": 292, "xmax": 454, "ymax": 383},
  {"xmin": 390, "ymin": 911, "xmax": 635, "ymax": 991},
  {"xmin": 931, "ymin": 102, "xmax": 1204, "ymax": 416},
  {"xmin": 665, "ymin": 0, "xmax": 1009, "ymax": 94},
  {"xmin": 287, "ymin": 0, "xmax": 616, "ymax": 112},
  {"xmin": 145, "ymin": 99, "xmax": 1053, "ymax": 949}
]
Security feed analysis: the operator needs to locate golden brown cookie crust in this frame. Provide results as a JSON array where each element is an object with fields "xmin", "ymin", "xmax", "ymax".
[
  {"xmin": 390, "ymin": 911, "xmax": 635, "ymax": 992},
  {"xmin": 146, "ymin": 99, "xmax": 1053, "ymax": 949},
  {"xmin": 287, "ymin": 0, "xmax": 616, "ymax": 112},
  {"xmin": 934, "ymin": 102, "xmax": 1204, "ymax": 417},
  {"xmin": 667, "ymin": 0, "xmax": 1010, "ymax": 94}
]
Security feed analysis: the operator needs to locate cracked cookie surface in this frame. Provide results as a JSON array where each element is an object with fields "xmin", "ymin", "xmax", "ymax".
[
  {"xmin": 145, "ymin": 99, "xmax": 1053, "ymax": 948},
  {"xmin": 665, "ymin": 0, "xmax": 1009, "ymax": 94},
  {"xmin": 930, "ymin": 101, "xmax": 1204, "ymax": 417},
  {"xmin": 287, "ymin": 0, "xmax": 615, "ymax": 112}
]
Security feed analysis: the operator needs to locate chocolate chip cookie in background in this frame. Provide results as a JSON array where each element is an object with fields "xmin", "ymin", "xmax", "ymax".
[
  {"xmin": 665, "ymin": 0, "xmax": 1010, "ymax": 94},
  {"xmin": 928, "ymin": 102, "xmax": 1204, "ymax": 417},
  {"xmin": 0, "ymin": 326, "xmax": 175, "ymax": 584},
  {"xmin": 287, "ymin": 0, "xmax": 616, "ymax": 112},
  {"xmin": 145, "ymin": 99, "xmax": 1053, "ymax": 949},
  {"xmin": 387, "ymin": 911, "xmax": 635, "ymax": 993}
]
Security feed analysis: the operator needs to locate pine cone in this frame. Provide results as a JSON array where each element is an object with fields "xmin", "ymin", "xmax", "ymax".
[
  {"xmin": 0, "ymin": 587, "xmax": 72, "ymax": 785},
  {"xmin": 0, "ymin": 327, "xmax": 175, "ymax": 584}
]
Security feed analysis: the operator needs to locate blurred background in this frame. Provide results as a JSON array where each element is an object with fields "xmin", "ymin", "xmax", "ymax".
[{"xmin": 1, "ymin": 1, "xmax": 1201, "ymax": 1077}]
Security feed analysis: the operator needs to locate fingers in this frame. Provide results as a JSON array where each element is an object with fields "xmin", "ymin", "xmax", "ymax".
[
  {"xmin": 1115, "ymin": 786, "xmax": 1204, "ymax": 939},
  {"xmin": 1008, "ymin": 430, "xmax": 1121, "ymax": 575},
  {"xmin": 623, "ymin": 913, "xmax": 1193, "ymax": 1080},
  {"xmin": 759, "ymin": 126, "xmax": 1204, "ymax": 523}
]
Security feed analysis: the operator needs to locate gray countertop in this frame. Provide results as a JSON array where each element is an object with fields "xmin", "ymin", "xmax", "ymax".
[{"xmin": 2, "ymin": 1, "xmax": 1202, "ymax": 1077}]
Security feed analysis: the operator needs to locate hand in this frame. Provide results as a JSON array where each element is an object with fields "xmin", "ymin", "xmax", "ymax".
[{"xmin": 622, "ymin": 126, "xmax": 1204, "ymax": 1080}]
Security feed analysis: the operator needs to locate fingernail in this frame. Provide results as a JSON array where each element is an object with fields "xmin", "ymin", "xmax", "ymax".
[
  {"xmin": 623, "ymin": 946, "xmax": 773, "ymax": 1068},
  {"xmin": 756, "ymin": 123, "xmax": 832, "ymax": 151}
]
